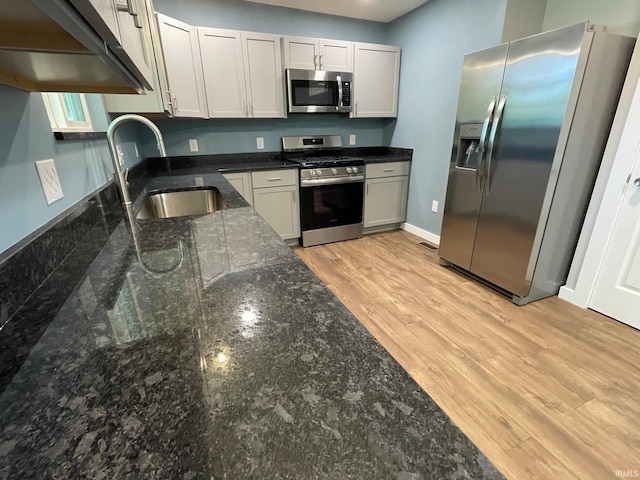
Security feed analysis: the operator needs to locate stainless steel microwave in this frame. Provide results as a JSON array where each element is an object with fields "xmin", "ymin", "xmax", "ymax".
[{"xmin": 286, "ymin": 69, "xmax": 353, "ymax": 114}]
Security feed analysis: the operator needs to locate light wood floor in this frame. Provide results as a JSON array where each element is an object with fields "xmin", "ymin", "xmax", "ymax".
[{"xmin": 295, "ymin": 230, "xmax": 640, "ymax": 480}]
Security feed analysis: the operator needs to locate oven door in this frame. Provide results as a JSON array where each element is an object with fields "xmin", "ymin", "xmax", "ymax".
[
  {"xmin": 300, "ymin": 176, "xmax": 364, "ymax": 231},
  {"xmin": 287, "ymin": 69, "xmax": 352, "ymax": 113}
]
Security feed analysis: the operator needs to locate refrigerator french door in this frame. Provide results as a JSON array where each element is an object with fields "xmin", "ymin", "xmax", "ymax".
[{"xmin": 439, "ymin": 22, "xmax": 634, "ymax": 304}]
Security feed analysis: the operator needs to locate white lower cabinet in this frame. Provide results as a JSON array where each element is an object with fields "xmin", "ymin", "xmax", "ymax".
[
  {"xmin": 364, "ymin": 162, "xmax": 410, "ymax": 228},
  {"xmin": 222, "ymin": 172, "xmax": 253, "ymax": 206},
  {"xmin": 251, "ymin": 170, "xmax": 300, "ymax": 240}
]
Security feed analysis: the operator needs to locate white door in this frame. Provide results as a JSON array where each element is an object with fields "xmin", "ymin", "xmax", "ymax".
[
  {"xmin": 319, "ymin": 39, "xmax": 354, "ymax": 72},
  {"xmin": 353, "ymin": 43, "xmax": 401, "ymax": 118},
  {"xmin": 283, "ymin": 36, "xmax": 318, "ymax": 70},
  {"xmin": 590, "ymin": 141, "xmax": 640, "ymax": 329},
  {"xmin": 199, "ymin": 28, "xmax": 248, "ymax": 118},
  {"xmin": 242, "ymin": 33, "xmax": 285, "ymax": 118},
  {"xmin": 156, "ymin": 13, "xmax": 207, "ymax": 118}
]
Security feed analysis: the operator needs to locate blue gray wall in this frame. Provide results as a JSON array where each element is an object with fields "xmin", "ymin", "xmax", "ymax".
[
  {"xmin": 139, "ymin": 116, "xmax": 390, "ymax": 157},
  {"xmin": 385, "ymin": 0, "xmax": 508, "ymax": 236},
  {"xmin": 0, "ymin": 87, "xmax": 110, "ymax": 254},
  {"xmin": 0, "ymin": 86, "xmax": 144, "ymax": 255}
]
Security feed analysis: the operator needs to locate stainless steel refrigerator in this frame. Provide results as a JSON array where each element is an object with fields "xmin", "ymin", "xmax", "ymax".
[{"xmin": 439, "ymin": 22, "xmax": 634, "ymax": 305}]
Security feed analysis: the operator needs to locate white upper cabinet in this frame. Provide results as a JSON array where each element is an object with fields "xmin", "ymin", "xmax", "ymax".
[
  {"xmin": 319, "ymin": 39, "xmax": 354, "ymax": 72},
  {"xmin": 156, "ymin": 13, "xmax": 208, "ymax": 118},
  {"xmin": 70, "ymin": 0, "xmax": 153, "ymax": 89},
  {"xmin": 283, "ymin": 36, "xmax": 353, "ymax": 72},
  {"xmin": 283, "ymin": 36, "xmax": 319, "ymax": 70},
  {"xmin": 353, "ymin": 43, "xmax": 401, "ymax": 118},
  {"xmin": 242, "ymin": 33, "xmax": 285, "ymax": 118},
  {"xmin": 199, "ymin": 28, "xmax": 247, "ymax": 118},
  {"xmin": 104, "ymin": 0, "xmax": 172, "ymax": 114},
  {"xmin": 199, "ymin": 28, "xmax": 285, "ymax": 118},
  {"xmin": 113, "ymin": 0, "xmax": 154, "ymax": 87}
]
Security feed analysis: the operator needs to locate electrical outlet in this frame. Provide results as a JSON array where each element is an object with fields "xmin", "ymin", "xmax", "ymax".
[
  {"xmin": 35, "ymin": 159, "xmax": 64, "ymax": 205},
  {"xmin": 189, "ymin": 139, "xmax": 199, "ymax": 152},
  {"xmin": 134, "ymin": 143, "xmax": 140, "ymax": 158},
  {"xmin": 256, "ymin": 137, "xmax": 264, "ymax": 150},
  {"xmin": 195, "ymin": 176, "xmax": 204, "ymax": 187},
  {"xmin": 116, "ymin": 145, "xmax": 124, "ymax": 166},
  {"xmin": 349, "ymin": 134, "xmax": 356, "ymax": 145},
  {"xmin": 432, "ymin": 200, "xmax": 439, "ymax": 213}
]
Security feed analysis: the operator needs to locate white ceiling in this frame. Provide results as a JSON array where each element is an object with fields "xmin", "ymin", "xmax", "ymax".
[{"xmin": 243, "ymin": 0, "xmax": 430, "ymax": 23}]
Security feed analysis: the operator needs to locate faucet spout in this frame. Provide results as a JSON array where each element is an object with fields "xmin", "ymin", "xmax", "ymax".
[{"xmin": 107, "ymin": 114, "xmax": 167, "ymax": 207}]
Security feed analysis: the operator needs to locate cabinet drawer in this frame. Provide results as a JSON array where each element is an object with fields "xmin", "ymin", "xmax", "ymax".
[
  {"xmin": 251, "ymin": 169, "xmax": 297, "ymax": 188},
  {"xmin": 366, "ymin": 161, "xmax": 410, "ymax": 179}
]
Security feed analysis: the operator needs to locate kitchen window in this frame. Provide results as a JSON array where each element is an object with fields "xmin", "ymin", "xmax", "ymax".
[{"xmin": 42, "ymin": 92, "xmax": 93, "ymax": 132}]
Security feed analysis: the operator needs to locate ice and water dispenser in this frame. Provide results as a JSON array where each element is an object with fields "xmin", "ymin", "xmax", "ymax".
[{"xmin": 455, "ymin": 124, "xmax": 483, "ymax": 170}]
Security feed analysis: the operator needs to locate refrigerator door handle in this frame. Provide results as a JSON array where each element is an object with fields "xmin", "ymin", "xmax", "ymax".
[
  {"xmin": 485, "ymin": 95, "xmax": 508, "ymax": 196},
  {"xmin": 477, "ymin": 97, "xmax": 497, "ymax": 193}
]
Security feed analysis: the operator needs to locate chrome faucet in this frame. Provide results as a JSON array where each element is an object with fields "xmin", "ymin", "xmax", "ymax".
[{"xmin": 107, "ymin": 114, "xmax": 167, "ymax": 207}]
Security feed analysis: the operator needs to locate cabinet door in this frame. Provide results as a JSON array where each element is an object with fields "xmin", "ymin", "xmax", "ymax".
[
  {"xmin": 199, "ymin": 28, "xmax": 248, "ymax": 118},
  {"xmin": 156, "ymin": 13, "xmax": 207, "ymax": 118},
  {"xmin": 253, "ymin": 186, "xmax": 300, "ymax": 240},
  {"xmin": 283, "ymin": 36, "xmax": 318, "ymax": 70},
  {"xmin": 364, "ymin": 176, "xmax": 408, "ymax": 227},
  {"xmin": 242, "ymin": 33, "xmax": 285, "ymax": 118},
  {"xmin": 353, "ymin": 43, "xmax": 401, "ymax": 118},
  {"xmin": 222, "ymin": 172, "xmax": 254, "ymax": 206},
  {"xmin": 113, "ymin": 0, "xmax": 154, "ymax": 88},
  {"xmin": 69, "ymin": 0, "xmax": 121, "ymax": 46},
  {"xmin": 104, "ymin": 0, "xmax": 169, "ymax": 114},
  {"xmin": 319, "ymin": 39, "xmax": 354, "ymax": 72}
]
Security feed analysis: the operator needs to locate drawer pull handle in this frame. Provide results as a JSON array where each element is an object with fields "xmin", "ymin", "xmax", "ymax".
[
  {"xmin": 268, "ymin": 177, "xmax": 282, "ymax": 181},
  {"xmin": 383, "ymin": 168, "xmax": 394, "ymax": 172}
]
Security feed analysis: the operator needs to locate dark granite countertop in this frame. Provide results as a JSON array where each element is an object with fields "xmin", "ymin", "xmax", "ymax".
[
  {"xmin": 147, "ymin": 147, "xmax": 412, "ymax": 175},
  {"xmin": 0, "ymin": 170, "xmax": 501, "ymax": 480}
]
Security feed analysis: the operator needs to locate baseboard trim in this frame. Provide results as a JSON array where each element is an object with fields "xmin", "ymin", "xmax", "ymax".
[
  {"xmin": 558, "ymin": 286, "xmax": 589, "ymax": 309},
  {"xmin": 401, "ymin": 223, "xmax": 440, "ymax": 246}
]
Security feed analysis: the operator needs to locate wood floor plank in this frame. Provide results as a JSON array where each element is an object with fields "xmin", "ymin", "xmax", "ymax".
[{"xmin": 295, "ymin": 230, "xmax": 640, "ymax": 480}]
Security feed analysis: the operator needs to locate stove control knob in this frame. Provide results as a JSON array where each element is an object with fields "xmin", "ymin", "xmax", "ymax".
[
  {"xmin": 316, "ymin": 169, "xmax": 323, "ymax": 176},
  {"xmin": 309, "ymin": 170, "xmax": 316, "ymax": 177},
  {"xmin": 346, "ymin": 167, "xmax": 353, "ymax": 174},
  {"xmin": 332, "ymin": 168, "xmax": 338, "ymax": 175}
]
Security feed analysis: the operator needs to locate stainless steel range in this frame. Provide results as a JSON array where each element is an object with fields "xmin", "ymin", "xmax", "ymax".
[{"xmin": 282, "ymin": 135, "xmax": 364, "ymax": 247}]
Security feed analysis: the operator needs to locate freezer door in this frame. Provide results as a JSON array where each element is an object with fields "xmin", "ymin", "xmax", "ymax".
[
  {"xmin": 439, "ymin": 44, "xmax": 508, "ymax": 270},
  {"xmin": 469, "ymin": 23, "xmax": 588, "ymax": 296}
]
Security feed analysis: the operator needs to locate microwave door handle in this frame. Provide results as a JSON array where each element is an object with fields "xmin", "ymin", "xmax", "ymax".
[{"xmin": 337, "ymin": 75, "xmax": 343, "ymax": 112}]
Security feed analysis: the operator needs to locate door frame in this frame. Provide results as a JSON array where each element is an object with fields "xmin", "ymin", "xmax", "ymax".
[{"xmin": 558, "ymin": 36, "xmax": 640, "ymax": 308}]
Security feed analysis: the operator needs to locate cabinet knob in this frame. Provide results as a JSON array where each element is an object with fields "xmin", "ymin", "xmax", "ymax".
[{"xmin": 634, "ymin": 177, "xmax": 640, "ymax": 187}]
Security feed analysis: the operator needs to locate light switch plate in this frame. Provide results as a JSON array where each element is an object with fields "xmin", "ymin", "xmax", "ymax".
[
  {"xmin": 256, "ymin": 137, "xmax": 264, "ymax": 150},
  {"xmin": 35, "ymin": 159, "xmax": 64, "ymax": 205},
  {"xmin": 349, "ymin": 134, "xmax": 356, "ymax": 145},
  {"xmin": 189, "ymin": 139, "xmax": 199, "ymax": 152},
  {"xmin": 432, "ymin": 200, "xmax": 439, "ymax": 213}
]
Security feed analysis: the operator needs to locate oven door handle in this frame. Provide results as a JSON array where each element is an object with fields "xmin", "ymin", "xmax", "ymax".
[
  {"xmin": 337, "ymin": 75, "xmax": 343, "ymax": 112},
  {"xmin": 301, "ymin": 175, "xmax": 365, "ymax": 187}
]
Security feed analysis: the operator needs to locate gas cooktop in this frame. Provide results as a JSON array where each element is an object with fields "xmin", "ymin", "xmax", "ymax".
[
  {"xmin": 286, "ymin": 155, "xmax": 364, "ymax": 168},
  {"xmin": 282, "ymin": 135, "xmax": 364, "ymax": 169}
]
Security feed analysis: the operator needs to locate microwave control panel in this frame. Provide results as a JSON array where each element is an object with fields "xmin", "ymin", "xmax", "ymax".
[{"xmin": 342, "ymin": 82, "xmax": 351, "ymax": 107}]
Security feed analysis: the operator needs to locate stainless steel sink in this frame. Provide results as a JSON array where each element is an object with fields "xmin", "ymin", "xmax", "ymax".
[{"xmin": 136, "ymin": 187, "xmax": 227, "ymax": 220}]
